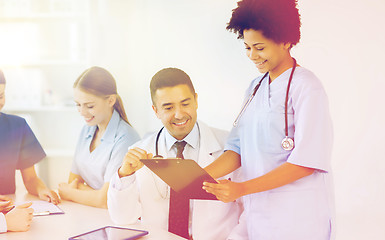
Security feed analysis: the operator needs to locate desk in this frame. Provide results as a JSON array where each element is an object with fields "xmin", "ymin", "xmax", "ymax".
[{"xmin": 0, "ymin": 192, "xmax": 184, "ymax": 240}]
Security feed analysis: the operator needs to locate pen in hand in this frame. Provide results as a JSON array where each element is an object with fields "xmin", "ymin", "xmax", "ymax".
[{"xmin": 2, "ymin": 205, "xmax": 15, "ymax": 214}]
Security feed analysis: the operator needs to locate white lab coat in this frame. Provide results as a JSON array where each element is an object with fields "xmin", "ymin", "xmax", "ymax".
[
  {"xmin": 0, "ymin": 213, "xmax": 6, "ymax": 233},
  {"xmin": 108, "ymin": 121, "xmax": 247, "ymax": 240}
]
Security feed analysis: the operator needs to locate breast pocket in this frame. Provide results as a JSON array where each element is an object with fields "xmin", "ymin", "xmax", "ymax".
[{"xmin": 256, "ymin": 110, "xmax": 287, "ymax": 154}]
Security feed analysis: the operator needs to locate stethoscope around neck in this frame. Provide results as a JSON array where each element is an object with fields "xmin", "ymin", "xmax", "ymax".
[
  {"xmin": 154, "ymin": 127, "xmax": 165, "ymax": 158},
  {"xmin": 233, "ymin": 58, "xmax": 297, "ymax": 151}
]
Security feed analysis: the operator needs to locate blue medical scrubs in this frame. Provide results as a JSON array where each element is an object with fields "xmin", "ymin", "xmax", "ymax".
[
  {"xmin": 71, "ymin": 110, "xmax": 140, "ymax": 189},
  {"xmin": 0, "ymin": 113, "xmax": 46, "ymax": 194},
  {"xmin": 226, "ymin": 67, "xmax": 335, "ymax": 239}
]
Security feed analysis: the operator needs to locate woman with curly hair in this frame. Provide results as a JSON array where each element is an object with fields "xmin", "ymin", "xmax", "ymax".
[{"xmin": 203, "ymin": 0, "xmax": 334, "ymax": 239}]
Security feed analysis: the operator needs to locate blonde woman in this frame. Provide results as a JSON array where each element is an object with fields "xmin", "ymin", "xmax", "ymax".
[{"xmin": 59, "ymin": 67, "xmax": 140, "ymax": 208}]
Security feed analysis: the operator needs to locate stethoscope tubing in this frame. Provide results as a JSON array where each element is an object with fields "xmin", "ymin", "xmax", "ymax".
[
  {"xmin": 233, "ymin": 58, "xmax": 297, "ymax": 150},
  {"xmin": 154, "ymin": 127, "xmax": 164, "ymax": 158},
  {"xmin": 285, "ymin": 59, "xmax": 297, "ymax": 137},
  {"xmin": 233, "ymin": 72, "xmax": 268, "ymax": 127}
]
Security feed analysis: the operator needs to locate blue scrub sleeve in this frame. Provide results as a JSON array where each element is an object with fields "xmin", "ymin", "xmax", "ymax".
[
  {"xmin": 103, "ymin": 128, "xmax": 140, "ymax": 183},
  {"xmin": 16, "ymin": 120, "xmax": 46, "ymax": 170},
  {"xmin": 224, "ymin": 77, "xmax": 259, "ymax": 155},
  {"xmin": 224, "ymin": 126, "xmax": 241, "ymax": 155},
  {"xmin": 70, "ymin": 126, "xmax": 88, "ymax": 176},
  {"xmin": 287, "ymin": 88, "xmax": 333, "ymax": 172}
]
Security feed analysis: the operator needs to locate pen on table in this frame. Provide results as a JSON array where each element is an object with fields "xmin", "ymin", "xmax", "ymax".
[
  {"xmin": 33, "ymin": 211, "xmax": 50, "ymax": 216},
  {"xmin": 2, "ymin": 205, "xmax": 15, "ymax": 214}
]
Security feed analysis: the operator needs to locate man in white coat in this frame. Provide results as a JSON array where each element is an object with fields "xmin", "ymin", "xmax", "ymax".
[{"xmin": 107, "ymin": 68, "xmax": 246, "ymax": 240}]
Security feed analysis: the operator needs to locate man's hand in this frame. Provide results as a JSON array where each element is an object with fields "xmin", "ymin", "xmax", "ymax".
[{"xmin": 118, "ymin": 148, "xmax": 153, "ymax": 178}]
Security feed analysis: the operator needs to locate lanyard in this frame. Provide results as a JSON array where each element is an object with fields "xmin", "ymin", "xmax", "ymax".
[{"xmin": 233, "ymin": 58, "xmax": 297, "ymax": 151}]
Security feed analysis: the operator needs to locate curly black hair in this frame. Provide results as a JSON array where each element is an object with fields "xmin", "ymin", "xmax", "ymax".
[{"xmin": 226, "ymin": 0, "xmax": 301, "ymax": 46}]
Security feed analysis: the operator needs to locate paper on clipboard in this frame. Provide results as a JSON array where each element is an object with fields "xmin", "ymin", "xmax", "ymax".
[
  {"xmin": 140, "ymin": 158, "xmax": 218, "ymax": 200},
  {"xmin": 28, "ymin": 200, "xmax": 64, "ymax": 216}
]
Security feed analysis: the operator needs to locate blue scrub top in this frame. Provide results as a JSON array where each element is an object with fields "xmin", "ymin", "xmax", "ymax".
[
  {"xmin": 71, "ymin": 110, "xmax": 140, "ymax": 190},
  {"xmin": 0, "ymin": 113, "xmax": 46, "ymax": 194},
  {"xmin": 226, "ymin": 67, "xmax": 335, "ymax": 239}
]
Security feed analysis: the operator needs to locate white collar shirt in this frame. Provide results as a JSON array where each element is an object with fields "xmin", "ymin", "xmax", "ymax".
[{"xmin": 164, "ymin": 123, "xmax": 200, "ymax": 161}]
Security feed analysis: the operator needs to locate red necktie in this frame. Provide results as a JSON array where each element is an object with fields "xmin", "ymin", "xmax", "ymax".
[{"xmin": 168, "ymin": 141, "xmax": 189, "ymax": 239}]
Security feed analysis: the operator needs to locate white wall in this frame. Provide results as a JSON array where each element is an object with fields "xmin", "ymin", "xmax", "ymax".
[{"xmin": 295, "ymin": 1, "xmax": 385, "ymax": 239}]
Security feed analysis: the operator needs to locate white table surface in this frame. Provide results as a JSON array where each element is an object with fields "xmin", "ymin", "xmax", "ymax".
[{"xmin": 0, "ymin": 191, "xmax": 185, "ymax": 240}]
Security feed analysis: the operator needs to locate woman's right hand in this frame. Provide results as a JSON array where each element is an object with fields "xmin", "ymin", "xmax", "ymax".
[
  {"xmin": 118, "ymin": 148, "xmax": 153, "ymax": 178},
  {"xmin": 58, "ymin": 178, "xmax": 79, "ymax": 201},
  {"xmin": 5, "ymin": 202, "xmax": 34, "ymax": 232}
]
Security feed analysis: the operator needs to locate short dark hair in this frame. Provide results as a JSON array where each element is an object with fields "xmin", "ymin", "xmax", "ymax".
[
  {"xmin": 150, "ymin": 68, "xmax": 196, "ymax": 104},
  {"xmin": 226, "ymin": 0, "xmax": 301, "ymax": 46},
  {"xmin": 0, "ymin": 69, "xmax": 5, "ymax": 84}
]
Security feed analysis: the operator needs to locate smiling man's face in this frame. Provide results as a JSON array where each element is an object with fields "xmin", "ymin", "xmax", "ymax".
[{"xmin": 152, "ymin": 84, "xmax": 198, "ymax": 140}]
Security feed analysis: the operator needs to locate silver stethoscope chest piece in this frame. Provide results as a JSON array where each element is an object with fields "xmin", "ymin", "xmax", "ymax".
[
  {"xmin": 233, "ymin": 58, "xmax": 298, "ymax": 151},
  {"xmin": 281, "ymin": 136, "xmax": 294, "ymax": 151}
]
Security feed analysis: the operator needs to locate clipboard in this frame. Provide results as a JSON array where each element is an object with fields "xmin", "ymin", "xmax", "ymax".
[
  {"xmin": 140, "ymin": 158, "xmax": 218, "ymax": 200},
  {"xmin": 30, "ymin": 200, "xmax": 64, "ymax": 216},
  {"xmin": 68, "ymin": 226, "xmax": 148, "ymax": 240}
]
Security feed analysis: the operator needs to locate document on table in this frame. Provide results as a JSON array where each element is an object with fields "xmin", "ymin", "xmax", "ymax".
[{"xmin": 28, "ymin": 200, "xmax": 64, "ymax": 216}]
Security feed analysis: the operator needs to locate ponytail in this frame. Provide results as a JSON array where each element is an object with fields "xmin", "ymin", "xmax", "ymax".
[
  {"xmin": 114, "ymin": 94, "xmax": 131, "ymax": 126},
  {"xmin": 74, "ymin": 66, "xmax": 133, "ymax": 127}
]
